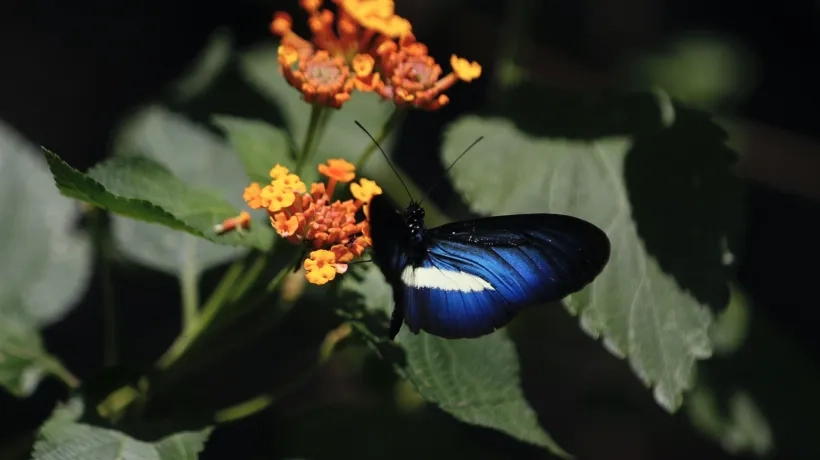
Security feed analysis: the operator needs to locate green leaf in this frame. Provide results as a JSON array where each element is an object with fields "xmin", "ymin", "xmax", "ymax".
[
  {"xmin": 43, "ymin": 149, "xmax": 200, "ymax": 236},
  {"xmin": 0, "ymin": 121, "xmax": 91, "ymax": 396},
  {"xmin": 237, "ymin": 44, "xmax": 397, "ymax": 167},
  {"xmin": 442, "ymin": 115, "xmax": 716, "ymax": 412},
  {"xmin": 339, "ymin": 265, "xmax": 569, "ymax": 457},
  {"xmin": 104, "ymin": 106, "xmax": 274, "ymax": 275},
  {"xmin": 32, "ymin": 398, "xmax": 212, "ymax": 460},
  {"xmin": 211, "ymin": 115, "xmax": 294, "ymax": 184}
]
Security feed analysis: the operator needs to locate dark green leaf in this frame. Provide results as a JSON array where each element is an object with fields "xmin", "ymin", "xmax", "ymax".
[
  {"xmin": 32, "ymin": 398, "xmax": 212, "ymax": 460},
  {"xmin": 43, "ymin": 149, "xmax": 200, "ymax": 236},
  {"xmin": 211, "ymin": 115, "xmax": 294, "ymax": 184},
  {"xmin": 442, "ymin": 116, "xmax": 716, "ymax": 412},
  {"xmin": 0, "ymin": 121, "xmax": 91, "ymax": 396},
  {"xmin": 339, "ymin": 265, "xmax": 569, "ymax": 457},
  {"xmin": 106, "ymin": 106, "xmax": 274, "ymax": 274}
]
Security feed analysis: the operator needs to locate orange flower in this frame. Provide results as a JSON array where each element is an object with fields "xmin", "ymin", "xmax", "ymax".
[
  {"xmin": 241, "ymin": 161, "xmax": 378, "ymax": 285},
  {"xmin": 319, "ymin": 158, "xmax": 356, "ymax": 182},
  {"xmin": 271, "ymin": 0, "xmax": 411, "ymax": 108},
  {"xmin": 375, "ymin": 33, "xmax": 482, "ymax": 110},
  {"xmin": 304, "ymin": 250, "xmax": 341, "ymax": 285},
  {"xmin": 350, "ymin": 177, "xmax": 382, "ymax": 202}
]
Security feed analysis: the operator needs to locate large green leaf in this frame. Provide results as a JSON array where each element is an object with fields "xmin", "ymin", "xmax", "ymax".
[
  {"xmin": 237, "ymin": 44, "xmax": 396, "ymax": 167},
  {"xmin": 339, "ymin": 265, "xmax": 569, "ymax": 457},
  {"xmin": 0, "ymin": 121, "xmax": 91, "ymax": 396},
  {"xmin": 32, "ymin": 398, "xmax": 212, "ymax": 460},
  {"xmin": 104, "ymin": 106, "xmax": 274, "ymax": 275},
  {"xmin": 211, "ymin": 115, "xmax": 294, "ymax": 184},
  {"xmin": 442, "ymin": 116, "xmax": 718, "ymax": 412}
]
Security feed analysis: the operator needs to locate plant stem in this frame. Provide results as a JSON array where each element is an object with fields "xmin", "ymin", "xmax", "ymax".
[
  {"xmin": 44, "ymin": 357, "xmax": 80, "ymax": 390},
  {"xmin": 157, "ymin": 261, "xmax": 240, "ymax": 370},
  {"xmin": 228, "ymin": 252, "xmax": 268, "ymax": 303},
  {"xmin": 213, "ymin": 323, "xmax": 349, "ymax": 423},
  {"xmin": 92, "ymin": 209, "xmax": 118, "ymax": 367},
  {"xmin": 295, "ymin": 104, "xmax": 327, "ymax": 175},
  {"xmin": 354, "ymin": 107, "xmax": 404, "ymax": 170},
  {"xmin": 179, "ymin": 239, "xmax": 200, "ymax": 333}
]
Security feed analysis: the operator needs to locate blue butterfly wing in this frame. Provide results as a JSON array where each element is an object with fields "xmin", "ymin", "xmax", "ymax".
[{"xmin": 400, "ymin": 215, "xmax": 610, "ymax": 338}]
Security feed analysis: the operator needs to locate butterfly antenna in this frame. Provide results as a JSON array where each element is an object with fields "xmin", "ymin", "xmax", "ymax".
[
  {"xmin": 354, "ymin": 121, "xmax": 414, "ymax": 204},
  {"xmin": 418, "ymin": 136, "xmax": 484, "ymax": 207}
]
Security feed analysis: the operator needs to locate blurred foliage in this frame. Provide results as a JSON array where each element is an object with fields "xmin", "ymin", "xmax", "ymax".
[
  {"xmin": 0, "ymin": 122, "xmax": 91, "ymax": 397},
  {"xmin": 0, "ymin": 4, "xmax": 818, "ymax": 459}
]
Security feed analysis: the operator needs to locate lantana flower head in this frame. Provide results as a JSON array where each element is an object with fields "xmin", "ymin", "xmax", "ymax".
[
  {"xmin": 374, "ymin": 33, "xmax": 482, "ymax": 110},
  {"xmin": 271, "ymin": 0, "xmax": 411, "ymax": 108},
  {"xmin": 242, "ymin": 159, "xmax": 382, "ymax": 285}
]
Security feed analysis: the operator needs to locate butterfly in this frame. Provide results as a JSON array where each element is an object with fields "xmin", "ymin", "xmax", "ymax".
[
  {"xmin": 352, "ymin": 121, "xmax": 610, "ymax": 340},
  {"xmin": 368, "ymin": 193, "xmax": 611, "ymax": 340}
]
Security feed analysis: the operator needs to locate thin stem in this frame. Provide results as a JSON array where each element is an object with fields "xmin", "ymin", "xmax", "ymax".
[
  {"xmin": 267, "ymin": 256, "xmax": 298, "ymax": 292},
  {"xmin": 180, "ymin": 239, "xmax": 200, "ymax": 333},
  {"xmin": 295, "ymin": 104, "xmax": 327, "ymax": 175},
  {"xmin": 200, "ymin": 261, "xmax": 245, "ymax": 320},
  {"xmin": 44, "ymin": 358, "xmax": 80, "ymax": 390},
  {"xmin": 213, "ymin": 322, "xmax": 349, "ymax": 424},
  {"xmin": 228, "ymin": 253, "xmax": 268, "ymax": 303},
  {"xmin": 213, "ymin": 394, "xmax": 273, "ymax": 423},
  {"xmin": 92, "ymin": 209, "xmax": 118, "ymax": 367},
  {"xmin": 354, "ymin": 107, "xmax": 404, "ymax": 170}
]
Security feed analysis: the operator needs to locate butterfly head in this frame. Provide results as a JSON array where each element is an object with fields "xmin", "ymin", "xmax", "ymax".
[{"xmin": 404, "ymin": 203, "xmax": 426, "ymax": 244}]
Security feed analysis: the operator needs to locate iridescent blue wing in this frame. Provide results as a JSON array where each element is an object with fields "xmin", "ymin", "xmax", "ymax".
[{"xmin": 400, "ymin": 214, "xmax": 610, "ymax": 338}]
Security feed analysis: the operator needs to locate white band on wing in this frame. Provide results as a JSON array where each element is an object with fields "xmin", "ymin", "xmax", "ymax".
[{"xmin": 401, "ymin": 266, "xmax": 495, "ymax": 292}]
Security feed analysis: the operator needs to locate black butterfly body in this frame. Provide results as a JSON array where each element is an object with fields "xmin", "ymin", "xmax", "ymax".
[{"xmin": 368, "ymin": 194, "xmax": 611, "ymax": 340}]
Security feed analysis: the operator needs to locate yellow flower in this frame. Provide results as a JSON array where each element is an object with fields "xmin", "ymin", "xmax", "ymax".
[
  {"xmin": 337, "ymin": 0, "xmax": 411, "ymax": 37},
  {"xmin": 243, "ymin": 183, "xmax": 264, "ymax": 209},
  {"xmin": 239, "ymin": 160, "xmax": 379, "ymax": 285},
  {"xmin": 450, "ymin": 54, "xmax": 482, "ymax": 82},
  {"xmin": 270, "ymin": 0, "xmax": 412, "ymax": 108},
  {"xmin": 304, "ymin": 249, "xmax": 342, "ymax": 285},
  {"xmin": 350, "ymin": 177, "xmax": 382, "ymax": 203},
  {"xmin": 260, "ymin": 182, "xmax": 296, "ymax": 212},
  {"xmin": 269, "ymin": 164, "xmax": 291, "ymax": 180}
]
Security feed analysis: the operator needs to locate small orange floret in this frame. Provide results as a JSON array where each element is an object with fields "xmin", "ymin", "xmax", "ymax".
[
  {"xmin": 260, "ymin": 183, "xmax": 297, "ymax": 212},
  {"xmin": 277, "ymin": 173, "xmax": 308, "ymax": 194},
  {"xmin": 450, "ymin": 54, "xmax": 482, "ymax": 82},
  {"xmin": 239, "ymin": 161, "xmax": 381, "ymax": 285},
  {"xmin": 272, "ymin": 213, "xmax": 300, "ymax": 238},
  {"xmin": 269, "ymin": 164, "xmax": 291, "ymax": 180},
  {"xmin": 318, "ymin": 158, "xmax": 356, "ymax": 183},
  {"xmin": 271, "ymin": 12, "xmax": 293, "ymax": 35},
  {"xmin": 300, "ymin": 0, "xmax": 322, "ymax": 13},
  {"xmin": 338, "ymin": 0, "xmax": 412, "ymax": 37},
  {"xmin": 243, "ymin": 183, "xmax": 264, "ymax": 209},
  {"xmin": 304, "ymin": 250, "xmax": 339, "ymax": 285},
  {"xmin": 350, "ymin": 177, "xmax": 382, "ymax": 203}
]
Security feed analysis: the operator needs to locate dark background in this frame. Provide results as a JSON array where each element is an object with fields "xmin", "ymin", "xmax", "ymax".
[{"xmin": 1, "ymin": 0, "xmax": 819, "ymax": 458}]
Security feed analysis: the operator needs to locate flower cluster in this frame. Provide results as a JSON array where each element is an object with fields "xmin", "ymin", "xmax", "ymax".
[
  {"xmin": 242, "ymin": 159, "xmax": 382, "ymax": 285},
  {"xmin": 272, "ymin": 0, "xmax": 481, "ymax": 110}
]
